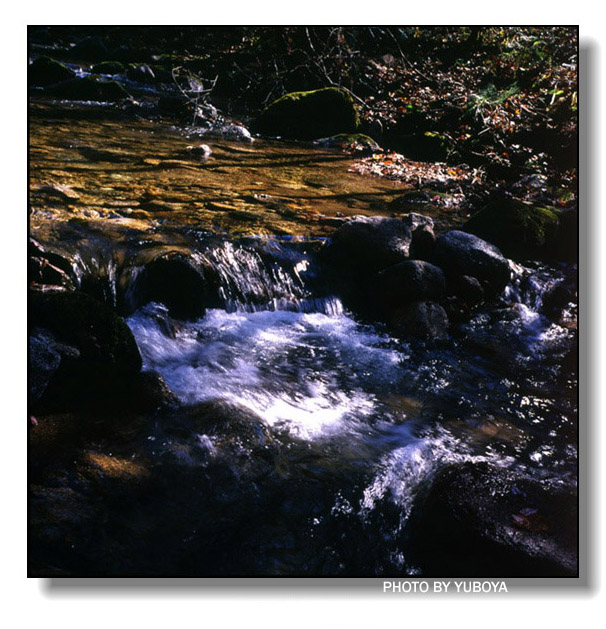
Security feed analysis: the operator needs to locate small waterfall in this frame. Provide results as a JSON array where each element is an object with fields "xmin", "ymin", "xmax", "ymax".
[
  {"xmin": 71, "ymin": 251, "xmax": 120, "ymax": 308},
  {"xmin": 197, "ymin": 239, "xmax": 340, "ymax": 316}
]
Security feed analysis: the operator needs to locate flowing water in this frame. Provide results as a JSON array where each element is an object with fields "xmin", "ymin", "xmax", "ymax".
[{"xmin": 29, "ymin": 100, "xmax": 578, "ymax": 576}]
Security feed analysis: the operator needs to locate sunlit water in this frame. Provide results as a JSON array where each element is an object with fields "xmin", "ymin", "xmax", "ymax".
[{"xmin": 122, "ymin": 239, "xmax": 577, "ymax": 572}]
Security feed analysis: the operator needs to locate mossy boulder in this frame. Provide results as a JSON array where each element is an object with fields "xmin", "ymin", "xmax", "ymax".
[
  {"xmin": 251, "ymin": 87, "xmax": 359, "ymax": 140},
  {"xmin": 47, "ymin": 76, "xmax": 131, "ymax": 102},
  {"xmin": 464, "ymin": 199, "xmax": 560, "ymax": 261},
  {"xmin": 91, "ymin": 61, "xmax": 125, "ymax": 75},
  {"xmin": 29, "ymin": 290, "xmax": 142, "ymax": 410},
  {"xmin": 125, "ymin": 63, "xmax": 156, "ymax": 83},
  {"xmin": 29, "ymin": 56, "xmax": 76, "ymax": 87}
]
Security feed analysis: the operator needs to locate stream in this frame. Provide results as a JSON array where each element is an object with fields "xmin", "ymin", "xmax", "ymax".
[{"xmin": 29, "ymin": 99, "xmax": 578, "ymax": 576}]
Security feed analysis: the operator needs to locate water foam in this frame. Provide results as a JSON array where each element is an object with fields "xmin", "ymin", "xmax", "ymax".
[{"xmin": 128, "ymin": 303, "xmax": 404, "ymax": 439}]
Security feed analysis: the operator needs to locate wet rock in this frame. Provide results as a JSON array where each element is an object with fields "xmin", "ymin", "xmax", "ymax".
[
  {"xmin": 432, "ymin": 230, "xmax": 511, "ymax": 294},
  {"xmin": 410, "ymin": 224, "xmax": 437, "ymax": 260},
  {"xmin": 464, "ymin": 199, "xmax": 559, "ymax": 261},
  {"xmin": 130, "ymin": 371, "xmax": 179, "ymax": 412},
  {"xmin": 29, "ymin": 289, "xmax": 142, "ymax": 410},
  {"xmin": 388, "ymin": 300, "xmax": 449, "ymax": 341},
  {"xmin": 131, "ymin": 253, "xmax": 208, "ymax": 321},
  {"xmin": 47, "ymin": 76, "xmax": 131, "ymax": 102},
  {"xmin": 375, "ymin": 260, "xmax": 445, "ymax": 311},
  {"xmin": 314, "ymin": 133, "xmax": 381, "ymax": 154},
  {"xmin": 216, "ymin": 124, "xmax": 254, "ymax": 143},
  {"xmin": 91, "ymin": 60, "xmax": 125, "ymax": 75},
  {"xmin": 447, "ymin": 274, "xmax": 485, "ymax": 306},
  {"xmin": 29, "ymin": 330, "xmax": 79, "ymax": 407},
  {"xmin": 182, "ymin": 399, "xmax": 275, "ymax": 452},
  {"xmin": 29, "ymin": 56, "xmax": 76, "ymax": 87},
  {"xmin": 406, "ymin": 462, "xmax": 578, "ymax": 576},
  {"xmin": 400, "ymin": 212, "xmax": 435, "ymax": 231},
  {"xmin": 441, "ymin": 295, "xmax": 472, "ymax": 324},
  {"xmin": 33, "ymin": 183, "xmax": 80, "ymax": 203},
  {"xmin": 541, "ymin": 275, "xmax": 578, "ymax": 322},
  {"xmin": 325, "ymin": 216, "xmax": 412, "ymax": 274},
  {"xmin": 391, "ymin": 191, "xmax": 433, "ymax": 211},
  {"xmin": 125, "ymin": 63, "xmax": 156, "ymax": 83},
  {"xmin": 251, "ymin": 87, "xmax": 359, "ymax": 140},
  {"xmin": 185, "ymin": 144, "xmax": 212, "ymax": 159}
]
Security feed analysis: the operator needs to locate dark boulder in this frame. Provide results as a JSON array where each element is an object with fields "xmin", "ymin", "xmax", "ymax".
[
  {"xmin": 29, "ymin": 290, "xmax": 142, "ymax": 410},
  {"xmin": 541, "ymin": 275, "xmax": 578, "ymax": 322},
  {"xmin": 130, "ymin": 253, "xmax": 208, "ymax": 321},
  {"xmin": 325, "ymin": 216, "xmax": 412, "ymax": 275},
  {"xmin": 399, "ymin": 212, "xmax": 435, "ymax": 231},
  {"xmin": 406, "ymin": 462, "xmax": 578, "ymax": 576},
  {"xmin": 163, "ymin": 399, "xmax": 279, "ymax": 477},
  {"xmin": 29, "ymin": 329, "xmax": 79, "ymax": 407},
  {"xmin": 47, "ymin": 76, "xmax": 131, "ymax": 102},
  {"xmin": 129, "ymin": 371, "xmax": 179, "ymax": 412},
  {"xmin": 215, "ymin": 124, "xmax": 254, "ymax": 143},
  {"xmin": 375, "ymin": 260, "xmax": 445, "ymax": 311},
  {"xmin": 125, "ymin": 63, "xmax": 156, "ymax": 83},
  {"xmin": 69, "ymin": 36, "xmax": 109, "ymax": 62},
  {"xmin": 388, "ymin": 300, "xmax": 449, "ymax": 341},
  {"xmin": 432, "ymin": 230, "xmax": 511, "ymax": 294},
  {"xmin": 464, "ymin": 199, "xmax": 559, "ymax": 261},
  {"xmin": 410, "ymin": 224, "xmax": 437, "ymax": 260},
  {"xmin": 251, "ymin": 87, "xmax": 359, "ymax": 140},
  {"xmin": 91, "ymin": 61, "xmax": 125, "ymax": 75},
  {"xmin": 447, "ymin": 274, "xmax": 485, "ymax": 306},
  {"xmin": 314, "ymin": 133, "xmax": 381, "ymax": 154},
  {"xmin": 181, "ymin": 400, "xmax": 275, "ymax": 452},
  {"xmin": 29, "ymin": 56, "xmax": 75, "ymax": 87}
]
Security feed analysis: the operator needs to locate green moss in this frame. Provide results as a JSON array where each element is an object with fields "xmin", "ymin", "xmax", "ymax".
[
  {"xmin": 251, "ymin": 87, "xmax": 360, "ymax": 140},
  {"xmin": 464, "ymin": 199, "xmax": 559, "ymax": 260}
]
